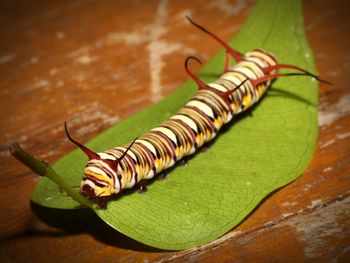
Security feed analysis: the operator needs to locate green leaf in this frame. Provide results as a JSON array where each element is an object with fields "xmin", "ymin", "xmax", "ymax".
[{"xmin": 32, "ymin": 0, "xmax": 318, "ymax": 250}]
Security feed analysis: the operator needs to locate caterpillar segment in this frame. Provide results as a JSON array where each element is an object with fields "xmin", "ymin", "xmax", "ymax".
[{"xmin": 65, "ymin": 18, "xmax": 329, "ymax": 208}]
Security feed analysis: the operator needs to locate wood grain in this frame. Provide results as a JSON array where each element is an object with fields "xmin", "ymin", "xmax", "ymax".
[{"xmin": 1, "ymin": 0, "xmax": 349, "ymax": 262}]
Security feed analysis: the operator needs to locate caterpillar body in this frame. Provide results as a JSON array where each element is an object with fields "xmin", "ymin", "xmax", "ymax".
[{"xmin": 65, "ymin": 18, "xmax": 328, "ymax": 208}]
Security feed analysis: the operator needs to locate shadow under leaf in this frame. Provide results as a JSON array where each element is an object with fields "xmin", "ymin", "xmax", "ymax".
[{"xmin": 30, "ymin": 202, "xmax": 164, "ymax": 252}]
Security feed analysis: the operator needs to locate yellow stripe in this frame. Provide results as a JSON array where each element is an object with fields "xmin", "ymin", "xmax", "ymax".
[{"xmin": 84, "ymin": 170, "xmax": 111, "ymax": 184}]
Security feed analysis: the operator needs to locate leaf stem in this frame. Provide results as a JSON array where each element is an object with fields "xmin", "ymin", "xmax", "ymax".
[{"xmin": 9, "ymin": 143, "xmax": 94, "ymax": 209}]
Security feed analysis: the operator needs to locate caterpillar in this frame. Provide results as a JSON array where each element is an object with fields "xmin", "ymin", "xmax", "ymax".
[{"xmin": 65, "ymin": 17, "xmax": 329, "ymax": 209}]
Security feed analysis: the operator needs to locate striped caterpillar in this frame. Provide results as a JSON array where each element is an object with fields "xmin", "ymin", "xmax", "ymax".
[{"xmin": 65, "ymin": 17, "xmax": 329, "ymax": 208}]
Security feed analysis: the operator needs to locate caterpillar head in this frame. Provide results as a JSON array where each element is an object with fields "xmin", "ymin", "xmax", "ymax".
[
  {"xmin": 80, "ymin": 172, "xmax": 113, "ymax": 209},
  {"xmin": 64, "ymin": 122, "xmax": 137, "ymax": 208},
  {"xmin": 81, "ymin": 163, "xmax": 115, "ymax": 200},
  {"xmin": 64, "ymin": 122, "xmax": 114, "ymax": 208}
]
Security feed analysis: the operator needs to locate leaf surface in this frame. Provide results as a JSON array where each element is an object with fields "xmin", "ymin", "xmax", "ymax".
[{"xmin": 32, "ymin": 0, "xmax": 318, "ymax": 250}]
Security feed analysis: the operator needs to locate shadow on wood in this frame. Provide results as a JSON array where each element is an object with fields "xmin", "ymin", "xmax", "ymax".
[{"xmin": 28, "ymin": 202, "xmax": 165, "ymax": 252}]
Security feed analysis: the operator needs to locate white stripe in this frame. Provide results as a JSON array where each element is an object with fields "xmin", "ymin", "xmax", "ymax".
[
  {"xmin": 117, "ymin": 146, "xmax": 137, "ymax": 161},
  {"xmin": 207, "ymin": 82, "xmax": 227, "ymax": 92},
  {"xmin": 137, "ymin": 139, "xmax": 157, "ymax": 156},
  {"xmin": 238, "ymin": 61, "xmax": 264, "ymax": 77},
  {"xmin": 125, "ymin": 173, "xmax": 136, "ymax": 189},
  {"xmin": 246, "ymin": 56, "xmax": 267, "ymax": 68},
  {"xmin": 171, "ymin": 115, "xmax": 198, "ymax": 131},
  {"xmin": 245, "ymin": 51, "xmax": 276, "ymax": 66},
  {"xmin": 88, "ymin": 159, "xmax": 117, "ymax": 179},
  {"xmin": 83, "ymin": 180, "xmax": 97, "ymax": 188},
  {"xmin": 187, "ymin": 100, "xmax": 214, "ymax": 118},
  {"xmin": 98, "ymin": 152, "xmax": 116, "ymax": 160},
  {"xmin": 221, "ymin": 72, "xmax": 244, "ymax": 85},
  {"xmin": 144, "ymin": 169, "xmax": 155, "ymax": 179},
  {"xmin": 152, "ymin": 127, "xmax": 177, "ymax": 144},
  {"xmin": 234, "ymin": 67, "xmax": 256, "ymax": 79}
]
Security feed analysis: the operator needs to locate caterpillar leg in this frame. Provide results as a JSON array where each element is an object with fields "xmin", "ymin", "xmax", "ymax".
[
  {"xmin": 178, "ymin": 158, "xmax": 188, "ymax": 166},
  {"xmin": 136, "ymin": 181, "xmax": 148, "ymax": 194},
  {"xmin": 186, "ymin": 16, "xmax": 243, "ymax": 65},
  {"xmin": 157, "ymin": 172, "xmax": 167, "ymax": 181},
  {"xmin": 245, "ymin": 108, "xmax": 254, "ymax": 117},
  {"xmin": 200, "ymin": 143, "xmax": 211, "ymax": 153},
  {"xmin": 95, "ymin": 197, "xmax": 110, "ymax": 209}
]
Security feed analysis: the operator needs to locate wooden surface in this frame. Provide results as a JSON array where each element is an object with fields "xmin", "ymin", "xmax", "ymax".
[{"xmin": 1, "ymin": 0, "xmax": 349, "ymax": 262}]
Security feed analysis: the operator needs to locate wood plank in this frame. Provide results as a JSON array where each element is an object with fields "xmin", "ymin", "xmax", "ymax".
[{"xmin": 1, "ymin": 0, "xmax": 349, "ymax": 262}]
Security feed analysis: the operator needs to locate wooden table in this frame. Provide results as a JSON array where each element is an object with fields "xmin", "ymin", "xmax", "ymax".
[{"xmin": 1, "ymin": 0, "xmax": 349, "ymax": 262}]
